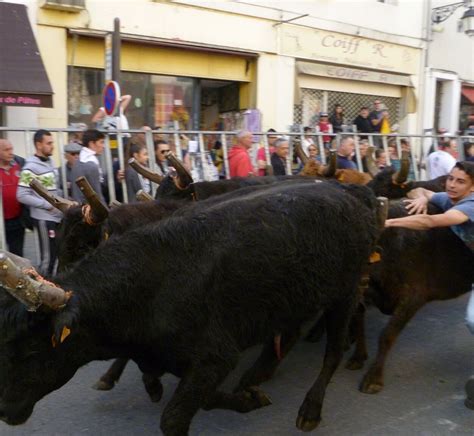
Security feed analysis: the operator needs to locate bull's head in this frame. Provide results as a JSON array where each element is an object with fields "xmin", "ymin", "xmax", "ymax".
[
  {"xmin": 0, "ymin": 254, "xmax": 82, "ymax": 425},
  {"xmin": 299, "ymin": 149, "xmax": 337, "ymax": 178},
  {"xmin": 75, "ymin": 177, "xmax": 109, "ymax": 225}
]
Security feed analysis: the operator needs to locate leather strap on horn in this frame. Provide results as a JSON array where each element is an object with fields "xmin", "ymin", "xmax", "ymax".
[
  {"xmin": 366, "ymin": 146, "xmax": 379, "ymax": 178},
  {"xmin": 75, "ymin": 177, "xmax": 109, "ymax": 224},
  {"xmin": 30, "ymin": 179, "xmax": 78, "ymax": 213},
  {"xmin": 128, "ymin": 158, "xmax": 164, "ymax": 184},
  {"xmin": 136, "ymin": 190, "xmax": 154, "ymax": 202},
  {"xmin": 0, "ymin": 254, "xmax": 71, "ymax": 311}
]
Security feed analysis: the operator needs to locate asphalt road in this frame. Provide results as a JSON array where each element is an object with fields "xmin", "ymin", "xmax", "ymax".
[{"xmin": 1, "ymin": 233, "xmax": 473, "ymax": 435}]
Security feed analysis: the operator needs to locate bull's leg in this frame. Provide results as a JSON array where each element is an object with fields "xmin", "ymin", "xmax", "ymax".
[
  {"xmin": 305, "ymin": 312, "xmax": 326, "ymax": 343},
  {"xmin": 233, "ymin": 328, "xmax": 300, "ymax": 393},
  {"xmin": 359, "ymin": 297, "xmax": 424, "ymax": 394},
  {"xmin": 142, "ymin": 372, "xmax": 164, "ymax": 403},
  {"xmin": 160, "ymin": 345, "xmax": 238, "ymax": 436},
  {"xmin": 93, "ymin": 358, "xmax": 129, "ymax": 391},
  {"xmin": 203, "ymin": 386, "xmax": 272, "ymax": 413},
  {"xmin": 345, "ymin": 303, "xmax": 368, "ymax": 370},
  {"xmin": 296, "ymin": 298, "xmax": 355, "ymax": 432}
]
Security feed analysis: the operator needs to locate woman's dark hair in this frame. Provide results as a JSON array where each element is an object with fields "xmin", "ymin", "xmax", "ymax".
[{"xmin": 129, "ymin": 143, "xmax": 146, "ymax": 158}]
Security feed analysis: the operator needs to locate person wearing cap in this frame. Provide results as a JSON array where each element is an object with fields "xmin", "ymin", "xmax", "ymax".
[
  {"xmin": 317, "ymin": 112, "xmax": 333, "ymax": 149},
  {"xmin": 63, "ymin": 142, "xmax": 82, "ymax": 197}
]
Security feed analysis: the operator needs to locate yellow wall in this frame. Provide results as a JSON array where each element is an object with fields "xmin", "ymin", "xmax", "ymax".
[{"xmin": 67, "ymin": 37, "xmax": 255, "ymax": 83}]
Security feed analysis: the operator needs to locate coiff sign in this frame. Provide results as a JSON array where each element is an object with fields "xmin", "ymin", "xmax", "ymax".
[{"xmin": 281, "ymin": 24, "xmax": 420, "ymax": 75}]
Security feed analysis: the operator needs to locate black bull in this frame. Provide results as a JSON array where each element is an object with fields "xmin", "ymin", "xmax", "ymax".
[{"xmin": 0, "ymin": 182, "xmax": 380, "ymax": 434}]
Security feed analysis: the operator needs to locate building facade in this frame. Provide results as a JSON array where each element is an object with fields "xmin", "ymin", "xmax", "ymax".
[
  {"xmin": 425, "ymin": 0, "xmax": 474, "ymax": 138},
  {"xmin": 1, "ymin": 0, "xmax": 429, "ymax": 156}
]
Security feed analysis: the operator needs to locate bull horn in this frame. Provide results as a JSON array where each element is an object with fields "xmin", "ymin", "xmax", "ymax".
[
  {"xmin": 321, "ymin": 149, "xmax": 337, "ymax": 177},
  {"xmin": 166, "ymin": 153, "xmax": 194, "ymax": 189},
  {"xmin": 294, "ymin": 143, "xmax": 309, "ymax": 165},
  {"xmin": 75, "ymin": 177, "xmax": 109, "ymax": 224},
  {"xmin": 109, "ymin": 200, "xmax": 122, "ymax": 209},
  {"xmin": 0, "ymin": 253, "xmax": 71, "ymax": 311},
  {"xmin": 29, "ymin": 179, "xmax": 78, "ymax": 213},
  {"xmin": 136, "ymin": 190, "xmax": 154, "ymax": 202},
  {"xmin": 392, "ymin": 150, "xmax": 410, "ymax": 185},
  {"xmin": 376, "ymin": 196, "xmax": 389, "ymax": 231},
  {"xmin": 366, "ymin": 147, "xmax": 379, "ymax": 177},
  {"xmin": 128, "ymin": 158, "xmax": 164, "ymax": 184}
]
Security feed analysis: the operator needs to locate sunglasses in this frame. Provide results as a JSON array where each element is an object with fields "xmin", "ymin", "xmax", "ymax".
[{"xmin": 160, "ymin": 149, "xmax": 171, "ymax": 154}]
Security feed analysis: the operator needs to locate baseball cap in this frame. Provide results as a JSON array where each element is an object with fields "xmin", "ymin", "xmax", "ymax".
[{"xmin": 64, "ymin": 142, "xmax": 82, "ymax": 153}]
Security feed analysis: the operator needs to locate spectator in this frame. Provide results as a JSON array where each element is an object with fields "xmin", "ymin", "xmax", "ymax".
[
  {"xmin": 0, "ymin": 139, "xmax": 25, "ymax": 256},
  {"xmin": 369, "ymin": 100, "xmax": 390, "ymax": 146},
  {"xmin": 270, "ymin": 138, "xmax": 289, "ymax": 176},
  {"xmin": 465, "ymin": 142, "xmax": 474, "ymax": 162},
  {"xmin": 126, "ymin": 143, "xmax": 151, "ymax": 202},
  {"xmin": 318, "ymin": 112, "xmax": 333, "ymax": 149},
  {"xmin": 17, "ymin": 130, "xmax": 62, "ymax": 277},
  {"xmin": 70, "ymin": 129, "xmax": 106, "ymax": 204},
  {"xmin": 92, "ymin": 94, "xmax": 132, "ymax": 139},
  {"xmin": 355, "ymin": 139, "xmax": 370, "ymax": 172},
  {"xmin": 375, "ymin": 148, "xmax": 387, "ymax": 171},
  {"xmin": 337, "ymin": 137, "xmax": 357, "ymax": 170},
  {"xmin": 154, "ymin": 140, "xmax": 173, "ymax": 176},
  {"xmin": 228, "ymin": 131, "xmax": 256, "ymax": 178},
  {"xmin": 427, "ymin": 138, "xmax": 458, "ymax": 179},
  {"xmin": 329, "ymin": 104, "xmax": 345, "ymax": 133},
  {"xmin": 302, "ymin": 126, "xmax": 315, "ymax": 155},
  {"xmin": 257, "ymin": 129, "xmax": 278, "ymax": 176},
  {"xmin": 62, "ymin": 142, "xmax": 82, "ymax": 197},
  {"xmin": 353, "ymin": 107, "xmax": 372, "ymax": 140},
  {"xmin": 307, "ymin": 144, "xmax": 320, "ymax": 162}
]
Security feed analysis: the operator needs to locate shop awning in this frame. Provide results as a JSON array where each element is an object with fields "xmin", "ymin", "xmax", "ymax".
[
  {"xmin": 462, "ymin": 87, "xmax": 474, "ymax": 104},
  {"xmin": 0, "ymin": 3, "xmax": 53, "ymax": 108}
]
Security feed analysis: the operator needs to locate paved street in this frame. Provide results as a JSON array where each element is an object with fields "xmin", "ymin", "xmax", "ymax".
[{"xmin": 1, "ymin": 232, "xmax": 473, "ymax": 435}]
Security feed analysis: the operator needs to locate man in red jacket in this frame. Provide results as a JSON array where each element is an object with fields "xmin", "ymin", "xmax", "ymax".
[
  {"xmin": 228, "ymin": 130, "xmax": 256, "ymax": 177},
  {"xmin": 0, "ymin": 139, "xmax": 24, "ymax": 256}
]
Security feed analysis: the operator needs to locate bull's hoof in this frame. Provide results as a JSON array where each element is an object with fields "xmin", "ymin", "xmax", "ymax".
[
  {"xmin": 296, "ymin": 415, "xmax": 321, "ymax": 432},
  {"xmin": 359, "ymin": 376, "xmax": 384, "ymax": 394},
  {"xmin": 243, "ymin": 386, "xmax": 272, "ymax": 409},
  {"xmin": 345, "ymin": 357, "xmax": 365, "ymax": 370},
  {"xmin": 93, "ymin": 379, "xmax": 115, "ymax": 391},
  {"xmin": 296, "ymin": 398, "xmax": 321, "ymax": 432},
  {"xmin": 148, "ymin": 386, "xmax": 163, "ymax": 403}
]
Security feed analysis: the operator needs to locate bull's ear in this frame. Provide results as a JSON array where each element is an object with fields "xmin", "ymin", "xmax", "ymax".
[{"xmin": 52, "ymin": 311, "xmax": 78, "ymax": 348}]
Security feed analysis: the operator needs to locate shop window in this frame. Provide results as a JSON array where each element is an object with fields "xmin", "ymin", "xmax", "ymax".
[
  {"xmin": 294, "ymin": 88, "xmax": 400, "ymax": 130},
  {"xmin": 68, "ymin": 67, "xmax": 193, "ymax": 130}
]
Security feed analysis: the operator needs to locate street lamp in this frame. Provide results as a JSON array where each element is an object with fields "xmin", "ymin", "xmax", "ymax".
[{"xmin": 431, "ymin": 0, "xmax": 474, "ymax": 37}]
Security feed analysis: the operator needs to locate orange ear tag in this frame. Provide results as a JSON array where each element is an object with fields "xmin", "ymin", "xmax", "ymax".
[{"xmin": 369, "ymin": 252, "xmax": 381, "ymax": 263}]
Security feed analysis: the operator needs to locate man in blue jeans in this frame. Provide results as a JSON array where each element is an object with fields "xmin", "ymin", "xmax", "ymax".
[{"xmin": 385, "ymin": 161, "xmax": 474, "ymax": 409}]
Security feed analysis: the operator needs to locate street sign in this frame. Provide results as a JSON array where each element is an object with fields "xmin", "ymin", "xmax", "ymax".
[
  {"xmin": 102, "ymin": 81, "xmax": 120, "ymax": 117},
  {"xmin": 105, "ymin": 33, "xmax": 112, "ymax": 82}
]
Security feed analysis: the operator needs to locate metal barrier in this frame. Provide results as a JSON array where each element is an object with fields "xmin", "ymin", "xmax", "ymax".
[{"xmin": 0, "ymin": 126, "xmax": 472, "ymax": 252}]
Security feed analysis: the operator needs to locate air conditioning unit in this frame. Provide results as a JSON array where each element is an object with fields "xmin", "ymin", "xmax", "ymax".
[{"xmin": 41, "ymin": 0, "xmax": 86, "ymax": 12}]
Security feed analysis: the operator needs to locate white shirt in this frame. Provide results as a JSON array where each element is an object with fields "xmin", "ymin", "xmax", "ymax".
[
  {"xmin": 427, "ymin": 150, "xmax": 456, "ymax": 179},
  {"xmin": 302, "ymin": 137, "xmax": 315, "ymax": 155},
  {"xmin": 80, "ymin": 147, "xmax": 104, "ymax": 183}
]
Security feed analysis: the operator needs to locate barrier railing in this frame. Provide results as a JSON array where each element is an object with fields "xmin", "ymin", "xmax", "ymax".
[{"xmin": 0, "ymin": 126, "xmax": 472, "ymax": 252}]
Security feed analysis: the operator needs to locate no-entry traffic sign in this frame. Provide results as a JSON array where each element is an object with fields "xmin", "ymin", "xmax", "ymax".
[{"xmin": 103, "ymin": 81, "xmax": 121, "ymax": 116}]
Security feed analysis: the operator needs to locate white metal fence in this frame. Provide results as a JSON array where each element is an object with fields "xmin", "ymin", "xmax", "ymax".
[{"xmin": 0, "ymin": 126, "xmax": 472, "ymax": 252}]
